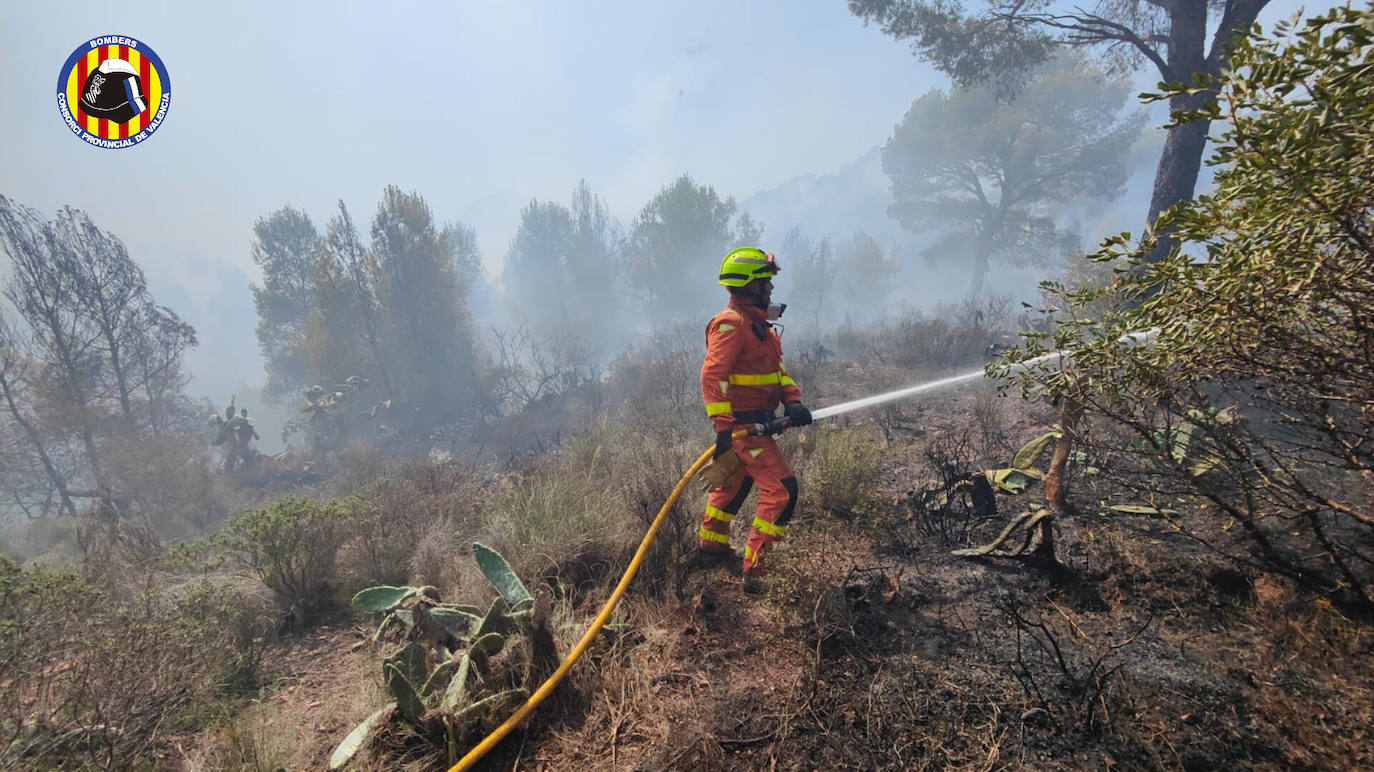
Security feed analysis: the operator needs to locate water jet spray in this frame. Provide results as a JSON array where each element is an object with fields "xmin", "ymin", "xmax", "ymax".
[{"xmin": 809, "ymin": 328, "xmax": 1158, "ymax": 422}]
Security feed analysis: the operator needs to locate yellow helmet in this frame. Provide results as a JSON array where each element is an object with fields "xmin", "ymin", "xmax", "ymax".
[{"xmin": 718, "ymin": 247, "xmax": 780, "ymax": 287}]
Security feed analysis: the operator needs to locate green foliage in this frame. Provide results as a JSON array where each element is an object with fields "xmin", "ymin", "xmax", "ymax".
[
  {"xmin": 333, "ymin": 489, "xmax": 422, "ymax": 591},
  {"xmin": 835, "ymin": 230, "xmax": 897, "ymax": 312},
  {"xmin": 384, "ymin": 661, "xmax": 425, "ymax": 724},
  {"xmin": 473, "ymin": 595, "xmax": 518, "ymax": 639},
  {"xmin": 1107, "ymin": 504, "xmax": 1177, "ymax": 516},
  {"xmin": 806, "ymin": 427, "xmax": 885, "ymax": 517},
  {"xmin": 251, "ymin": 186, "xmax": 486, "ymax": 443},
  {"xmin": 884, "ymin": 52, "xmax": 1143, "ymax": 297},
  {"xmin": 250, "ymin": 206, "xmax": 322, "ymax": 402},
  {"xmin": 221, "ymin": 495, "xmax": 349, "ymax": 624},
  {"xmin": 502, "ymin": 181, "xmax": 620, "ymax": 346},
  {"xmin": 428, "ymin": 605, "xmax": 483, "ymax": 637},
  {"xmin": 336, "ymin": 544, "xmax": 554, "ymax": 768},
  {"xmin": 912, "ymin": 429, "xmax": 1061, "ymax": 534},
  {"xmin": 625, "ymin": 174, "xmax": 761, "ymax": 319},
  {"xmin": 981, "ymin": 430, "xmax": 1059, "ymax": 495},
  {"xmin": 1012, "ymin": 431, "xmax": 1059, "ymax": 470},
  {"xmin": 307, "ymin": 203, "xmax": 387, "ymax": 401},
  {"xmin": 1132, "ymin": 406, "xmax": 1241, "ymax": 478},
  {"xmin": 442, "ymin": 653, "xmax": 477, "ymax": 711},
  {"xmin": 487, "ymin": 442, "xmax": 621, "ymax": 561},
  {"xmin": 999, "ymin": 7, "xmax": 1374, "ymax": 604},
  {"xmin": 847, "ymin": 0, "xmax": 1054, "ymax": 90},
  {"xmin": 370, "ymin": 186, "xmax": 482, "ymax": 425},
  {"xmin": 170, "ymin": 579, "xmax": 274, "ymax": 697}
]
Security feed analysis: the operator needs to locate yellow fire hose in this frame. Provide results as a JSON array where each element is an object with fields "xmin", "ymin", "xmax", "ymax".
[{"xmin": 447, "ymin": 428, "xmax": 747, "ymax": 772}]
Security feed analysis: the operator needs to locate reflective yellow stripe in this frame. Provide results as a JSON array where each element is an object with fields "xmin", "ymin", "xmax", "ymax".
[
  {"xmin": 705, "ymin": 505, "xmax": 733, "ymax": 524},
  {"xmin": 705, "ymin": 401, "xmax": 732, "ymax": 417},
  {"xmin": 728, "ymin": 371, "xmax": 782, "ymax": 386},
  {"xmin": 699, "ymin": 528, "xmax": 730, "ymax": 544},
  {"xmin": 743, "ymin": 544, "xmax": 757, "ymax": 562},
  {"xmin": 780, "ymin": 375, "xmax": 797, "ymax": 387},
  {"xmin": 752, "ymin": 518, "xmax": 785, "ymax": 537},
  {"xmin": 749, "ymin": 448, "xmax": 764, "ymax": 458},
  {"xmin": 719, "ymin": 323, "xmax": 736, "ymax": 332}
]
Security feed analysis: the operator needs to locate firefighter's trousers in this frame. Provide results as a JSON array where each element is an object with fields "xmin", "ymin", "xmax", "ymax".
[{"xmin": 699, "ymin": 433, "xmax": 798, "ymax": 576}]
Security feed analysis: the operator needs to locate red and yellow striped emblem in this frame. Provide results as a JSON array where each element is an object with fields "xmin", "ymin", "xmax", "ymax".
[{"xmin": 65, "ymin": 44, "xmax": 164, "ymax": 140}]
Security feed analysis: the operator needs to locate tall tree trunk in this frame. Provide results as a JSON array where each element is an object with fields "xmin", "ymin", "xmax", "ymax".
[
  {"xmin": 1144, "ymin": 0, "xmax": 1209, "ymax": 264},
  {"xmin": 966, "ymin": 236, "xmax": 993, "ymax": 299},
  {"xmin": 1144, "ymin": 0, "xmax": 1271, "ymax": 263},
  {"xmin": 107, "ymin": 339, "xmax": 135, "ymax": 423},
  {"xmin": 78, "ymin": 423, "xmax": 105, "ymax": 490},
  {"xmin": 1146, "ymin": 100, "xmax": 1210, "ymax": 239}
]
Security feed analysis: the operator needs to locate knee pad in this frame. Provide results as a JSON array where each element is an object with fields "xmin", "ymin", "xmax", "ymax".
[
  {"xmin": 777, "ymin": 477, "xmax": 799, "ymax": 527},
  {"xmin": 722, "ymin": 475, "xmax": 754, "ymax": 514}
]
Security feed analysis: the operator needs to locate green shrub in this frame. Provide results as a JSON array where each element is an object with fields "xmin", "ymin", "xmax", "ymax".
[
  {"xmin": 1001, "ymin": 6, "xmax": 1374, "ymax": 604},
  {"xmin": 805, "ymin": 427, "xmax": 885, "ymax": 518},
  {"xmin": 220, "ymin": 495, "xmax": 350, "ymax": 626},
  {"xmin": 0, "ymin": 558, "xmax": 247, "ymax": 768},
  {"xmin": 171, "ymin": 579, "xmax": 275, "ymax": 697}
]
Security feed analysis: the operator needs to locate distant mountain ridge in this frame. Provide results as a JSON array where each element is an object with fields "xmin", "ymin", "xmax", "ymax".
[{"xmin": 742, "ymin": 146, "xmax": 906, "ymax": 248}]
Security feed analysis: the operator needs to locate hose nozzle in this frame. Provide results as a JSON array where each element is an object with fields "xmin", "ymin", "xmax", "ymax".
[{"xmin": 749, "ymin": 417, "xmax": 790, "ymax": 436}]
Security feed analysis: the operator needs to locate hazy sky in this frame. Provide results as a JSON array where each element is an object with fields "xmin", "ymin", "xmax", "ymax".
[
  {"xmin": 0, "ymin": 1, "xmax": 952, "ymax": 284},
  {"xmin": 0, "ymin": 0, "xmax": 1338, "ymax": 389}
]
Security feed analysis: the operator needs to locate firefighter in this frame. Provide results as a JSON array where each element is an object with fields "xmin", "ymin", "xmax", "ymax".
[{"xmin": 697, "ymin": 247, "xmax": 813, "ymax": 594}]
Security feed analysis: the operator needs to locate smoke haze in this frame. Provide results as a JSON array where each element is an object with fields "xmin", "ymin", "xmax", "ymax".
[{"xmin": 0, "ymin": 0, "xmax": 1332, "ymax": 400}]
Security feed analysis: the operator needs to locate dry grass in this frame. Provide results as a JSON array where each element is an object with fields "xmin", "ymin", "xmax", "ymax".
[
  {"xmin": 42, "ymin": 322, "xmax": 1366, "ymax": 771},
  {"xmin": 185, "ymin": 641, "xmax": 387, "ymax": 771},
  {"xmin": 0, "ymin": 563, "xmax": 273, "ymax": 770}
]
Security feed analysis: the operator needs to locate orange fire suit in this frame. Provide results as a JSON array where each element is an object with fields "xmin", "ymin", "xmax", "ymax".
[{"xmin": 699, "ymin": 297, "xmax": 801, "ymax": 576}]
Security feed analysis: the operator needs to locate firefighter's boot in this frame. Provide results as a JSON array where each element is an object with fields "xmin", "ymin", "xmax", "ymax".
[{"xmin": 691, "ymin": 547, "xmax": 738, "ymax": 571}]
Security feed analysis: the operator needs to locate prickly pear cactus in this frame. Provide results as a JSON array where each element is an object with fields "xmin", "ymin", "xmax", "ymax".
[
  {"xmin": 332, "ymin": 543, "xmax": 555, "ymax": 769},
  {"xmin": 473, "ymin": 542, "xmax": 534, "ymax": 610}
]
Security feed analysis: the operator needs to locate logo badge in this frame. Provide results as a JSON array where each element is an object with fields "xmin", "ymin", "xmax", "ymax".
[{"xmin": 56, "ymin": 36, "xmax": 171, "ymax": 149}]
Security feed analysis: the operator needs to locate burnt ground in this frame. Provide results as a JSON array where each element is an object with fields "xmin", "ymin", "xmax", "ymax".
[
  {"xmin": 232, "ymin": 373, "xmax": 1373, "ymax": 771},
  {"xmin": 511, "ymin": 385, "xmax": 1372, "ymax": 771}
]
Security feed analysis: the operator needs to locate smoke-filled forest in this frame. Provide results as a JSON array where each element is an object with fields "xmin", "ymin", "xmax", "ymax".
[{"xmin": 2, "ymin": 1, "xmax": 1371, "ymax": 770}]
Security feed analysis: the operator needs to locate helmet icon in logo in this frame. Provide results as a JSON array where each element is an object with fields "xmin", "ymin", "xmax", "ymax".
[
  {"xmin": 57, "ymin": 35, "xmax": 172, "ymax": 148},
  {"xmin": 78, "ymin": 59, "xmax": 147, "ymax": 124}
]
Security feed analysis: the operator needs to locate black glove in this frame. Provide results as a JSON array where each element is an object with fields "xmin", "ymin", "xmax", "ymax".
[
  {"xmin": 714, "ymin": 429, "xmax": 734, "ymax": 458},
  {"xmin": 784, "ymin": 402, "xmax": 813, "ymax": 427}
]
